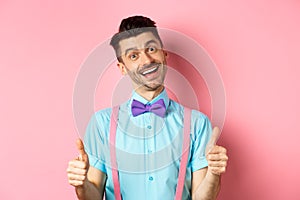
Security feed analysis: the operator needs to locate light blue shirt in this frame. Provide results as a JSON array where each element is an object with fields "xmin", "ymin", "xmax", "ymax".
[{"xmin": 84, "ymin": 89, "xmax": 212, "ymax": 200}]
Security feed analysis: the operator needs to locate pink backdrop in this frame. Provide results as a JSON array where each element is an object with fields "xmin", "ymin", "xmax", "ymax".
[{"xmin": 1, "ymin": 0, "xmax": 300, "ymax": 199}]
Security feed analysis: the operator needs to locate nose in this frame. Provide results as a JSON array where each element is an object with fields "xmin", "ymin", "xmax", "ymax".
[{"xmin": 140, "ymin": 50, "xmax": 154, "ymax": 64}]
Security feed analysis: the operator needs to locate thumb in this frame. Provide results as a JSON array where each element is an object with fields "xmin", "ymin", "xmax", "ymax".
[
  {"xmin": 76, "ymin": 138, "xmax": 87, "ymax": 161},
  {"xmin": 205, "ymin": 127, "xmax": 221, "ymax": 155}
]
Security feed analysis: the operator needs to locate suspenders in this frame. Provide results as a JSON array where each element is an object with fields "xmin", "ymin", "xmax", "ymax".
[
  {"xmin": 110, "ymin": 106, "xmax": 122, "ymax": 200},
  {"xmin": 109, "ymin": 106, "xmax": 191, "ymax": 200}
]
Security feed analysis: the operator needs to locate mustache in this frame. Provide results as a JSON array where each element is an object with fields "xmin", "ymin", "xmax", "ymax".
[{"xmin": 138, "ymin": 62, "xmax": 161, "ymax": 73}]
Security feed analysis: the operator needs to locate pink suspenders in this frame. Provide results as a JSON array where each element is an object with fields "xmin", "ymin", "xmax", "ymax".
[
  {"xmin": 110, "ymin": 106, "xmax": 122, "ymax": 200},
  {"xmin": 175, "ymin": 107, "xmax": 192, "ymax": 200},
  {"xmin": 109, "ymin": 106, "xmax": 191, "ymax": 200}
]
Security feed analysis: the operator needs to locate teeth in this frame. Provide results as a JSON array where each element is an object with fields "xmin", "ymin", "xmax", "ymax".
[{"xmin": 142, "ymin": 67, "xmax": 158, "ymax": 75}]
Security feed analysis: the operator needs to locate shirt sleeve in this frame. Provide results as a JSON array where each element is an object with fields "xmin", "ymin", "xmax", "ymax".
[
  {"xmin": 189, "ymin": 110, "xmax": 213, "ymax": 172},
  {"xmin": 83, "ymin": 110, "xmax": 111, "ymax": 174}
]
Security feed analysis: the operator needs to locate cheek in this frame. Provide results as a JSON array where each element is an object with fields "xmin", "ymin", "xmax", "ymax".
[
  {"xmin": 128, "ymin": 64, "xmax": 139, "ymax": 72},
  {"xmin": 155, "ymin": 53, "xmax": 166, "ymax": 63},
  {"xmin": 123, "ymin": 62, "xmax": 135, "ymax": 71},
  {"xmin": 125, "ymin": 64, "xmax": 140, "ymax": 74}
]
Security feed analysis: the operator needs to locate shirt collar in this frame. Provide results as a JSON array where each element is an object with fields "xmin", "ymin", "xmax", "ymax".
[{"xmin": 129, "ymin": 88, "xmax": 170, "ymax": 110}]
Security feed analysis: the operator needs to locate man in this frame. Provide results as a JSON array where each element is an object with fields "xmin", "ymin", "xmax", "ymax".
[{"xmin": 67, "ymin": 16, "xmax": 228, "ymax": 200}]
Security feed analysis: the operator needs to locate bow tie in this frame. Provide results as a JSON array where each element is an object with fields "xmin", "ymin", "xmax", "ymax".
[{"xmin": 131, "ymin": 99, "xmax": 166, "ymax": 117}]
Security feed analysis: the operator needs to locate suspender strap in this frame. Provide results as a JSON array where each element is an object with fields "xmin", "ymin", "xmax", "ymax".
[
  {"xmin": 110, "ymin": 106, "xmax": 122, "ymax": 200},
  {"xmin": 110, "ymin": 106, "xmax": 191, "ymax": 200},
  {"xmin": 175, "ymin": 107, "xmax": 191, "ymax": 200}
]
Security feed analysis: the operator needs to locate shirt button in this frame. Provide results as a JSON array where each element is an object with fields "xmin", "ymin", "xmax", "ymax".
[
  {"xmin": 147, "ymin": 125, "xmax": 152, "ymax": 129},
  {"xmin": 148, "ymin": 149, "xmax": 152, "ymax": 153},
  {"xmin": 149, "ymin": 176, "xmax": 154, "ymax": 181}
]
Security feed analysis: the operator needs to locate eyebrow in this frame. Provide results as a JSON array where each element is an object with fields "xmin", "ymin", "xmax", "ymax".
[
  {"xmin": 124, "ymin": 47, "xmax": 137, "ymax": 57},
  {"xmin": 124, "ymin": 39, "xmax": 160, "ymax": 57},
  {"xmin": 145, "ymin": 39, "xmax": 159, "ymax": 47}
]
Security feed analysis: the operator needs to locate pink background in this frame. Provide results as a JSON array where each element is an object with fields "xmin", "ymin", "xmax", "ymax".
[{"xmin": 1, "ymin": 0, "xmax": 300, "ymax": 199}]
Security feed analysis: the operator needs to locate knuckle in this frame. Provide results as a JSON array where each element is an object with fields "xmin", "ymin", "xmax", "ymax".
[
  {"xmin": 68, "ymin": 173, "xmax": 75, "ymax": 180},
  {"xmin": 207, "ymin": 155, "xmax": 212, "ymax": 160},
  {"xmin": 80, "ymin": 175, "xmax": 86, "ymax": 181},
  {"xmin": 225, "ymin": 155, "xmax": 229, "ymax": 160},
  {"xmin": 66, "ymin": 168, "xmax": 74, "ymax": 175},
  {"xmin": 78, "ymin": 180, "xmax": 84, "ymax": 185},
  {"xmin": 70, "ymin": 181, "xmax": 77, "ymax": 186},
  {"xmin": 66, "ymin": 167, "xmax": 73, "ymax": 173},
  {"xmin": 222, "ymin": 167, "xmax": 226, "ymax": 173},
  {"xmin": 84, "ymin": 169, "xmax": 88, "ymax": 175},
  {"xmin": 82, "ymin": 162, "xmax": 87, "ymax": 169}
]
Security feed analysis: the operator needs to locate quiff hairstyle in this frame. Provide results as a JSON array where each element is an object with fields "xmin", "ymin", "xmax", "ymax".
[{"xmin": 110, "ymin": 16, "xmax": 163, "ymax": 62}]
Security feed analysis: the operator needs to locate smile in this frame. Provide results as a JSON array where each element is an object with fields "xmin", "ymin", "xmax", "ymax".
[{"xmin": 141, "ymin": 66, "xmax": 159, "ymax": 76}]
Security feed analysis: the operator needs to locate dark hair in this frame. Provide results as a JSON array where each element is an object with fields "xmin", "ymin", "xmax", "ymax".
[{"xmin": 110, "ymin": 16, "xmax": 163, "ymax": 62}]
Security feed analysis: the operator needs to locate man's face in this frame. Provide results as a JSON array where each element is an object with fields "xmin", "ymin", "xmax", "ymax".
[{"xmin": 117, "ymin": 32, "xmax": 167, "ymax": 91}]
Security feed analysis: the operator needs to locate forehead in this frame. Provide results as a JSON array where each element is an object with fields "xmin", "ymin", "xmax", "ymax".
[{"xmin": 118, "ymin": 32, "xmax": 161, "ymax": 54}]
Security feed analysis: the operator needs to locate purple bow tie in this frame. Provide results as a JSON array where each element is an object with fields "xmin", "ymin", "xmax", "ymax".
[{"xmin": 131, "ymin": 99, "xmax": 166, "ymax": 117}]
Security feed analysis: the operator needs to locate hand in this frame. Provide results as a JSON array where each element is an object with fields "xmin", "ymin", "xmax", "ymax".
[
  {"xmin": 67, "ymin": 139, "xmax": 90, "ymax": 187},
  {"xmin": 205, "ymin": 127, "xmax": 228, "ymax": 175}
]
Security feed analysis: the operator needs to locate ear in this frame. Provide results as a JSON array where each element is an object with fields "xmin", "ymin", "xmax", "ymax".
[
  {"xmin": 163, "ymin": 50, "xmax": 168, "ymax": 58},
  {"xmin": 117, "ymin": 62, "xmax": 127, "ymax": 75}
]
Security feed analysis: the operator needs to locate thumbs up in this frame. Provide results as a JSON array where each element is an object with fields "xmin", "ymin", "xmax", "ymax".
[
  {"xmin": 205, "ymin": 127, "xmax": 228, "ymax": 176},
  {"xmin": 67, "ymin": 139, "xmax": 90, "ymax": 187},
  {"xmin": 76, "ymin": 138, "xmax": 88, "ymax": 162},
  {"xmin": 205, "ymin": 127, "xmax": 221, "ymax": 156}
]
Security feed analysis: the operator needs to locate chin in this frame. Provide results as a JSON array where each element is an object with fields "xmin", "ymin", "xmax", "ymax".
[{"xmin": 144, "ymin": 82, "xmax": 164, "ymax": 91}]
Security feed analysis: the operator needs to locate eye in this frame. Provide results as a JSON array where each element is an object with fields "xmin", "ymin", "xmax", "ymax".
[
  {"xmin": 129, "ymin": 53, "xmax": 138, "ymax": 61},
  {"xmin": 147, "ymin": 46, "xmax": 157, "ymax": 53}
]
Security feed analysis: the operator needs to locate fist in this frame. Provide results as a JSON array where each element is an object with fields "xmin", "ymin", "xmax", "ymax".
[
  {"xmin": 206, "ymin": 145, "xmax": 228, "ymax": 175},
  {"xmin": 67, "ymin": 139, "xmax": 90, "ymax": 187}
]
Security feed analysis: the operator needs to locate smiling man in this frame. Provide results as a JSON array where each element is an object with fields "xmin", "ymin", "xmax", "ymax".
[{"xmin": 67, "ymin": 16, "xmax": 228, "ymax": 200}]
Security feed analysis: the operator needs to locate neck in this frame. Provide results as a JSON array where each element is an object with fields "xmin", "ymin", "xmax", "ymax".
[{"xmin": 135, "ymin": 85, "xmax": 164, "ymax": 101}]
